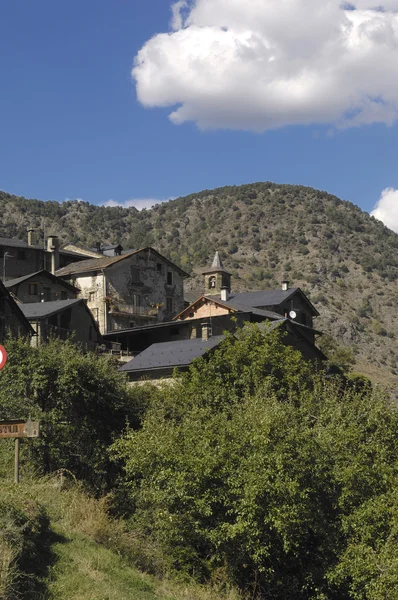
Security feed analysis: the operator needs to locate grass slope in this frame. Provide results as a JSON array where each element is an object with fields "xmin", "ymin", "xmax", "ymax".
[{"xmin": 0, "ymin": 476, "xmax": 240, "ymax": 600}]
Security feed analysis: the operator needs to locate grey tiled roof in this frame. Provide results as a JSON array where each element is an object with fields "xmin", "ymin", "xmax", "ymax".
[
  {"xmin": 204, "ymin": 297, "xmax": 283, "ymax": 320},
  {"xmin": 211, "ymin": 289, "xmax": 319, "ymax": 316},
  {"xmin": 0, "ymin": 237, "xmax": 85, "ymax": 256},
  {"xmin": 20, "ymin": 299, "xmax": 81, "ymax": 319},
  {"xmin": 120, "ymin": 335, "xmax": 225, "ymax": 372},
  {"xmin": 0, "ymin": 236, "xmax": 43, "ymax": 250},
  {"xmin": 4, "ymin": 270, "xmax": 79, "ymax": 291}
]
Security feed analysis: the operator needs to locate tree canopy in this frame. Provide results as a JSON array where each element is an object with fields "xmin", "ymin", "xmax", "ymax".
[{"xmin": 113, "ymin": 326, "xmax": 398, "ymax": 599}]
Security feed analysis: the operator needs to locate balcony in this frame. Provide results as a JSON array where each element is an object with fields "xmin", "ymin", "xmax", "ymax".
[{"xmin": 107, "ymin": 303, "xmax": 158, "ymax": 318}]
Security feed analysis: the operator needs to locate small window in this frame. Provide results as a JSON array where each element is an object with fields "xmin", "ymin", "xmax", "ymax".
[
  {"xmin": 60, "ymin": 291, "xmax": 67, "ymax": 300},
  {"xmin": 209, "ymin": 276, "xmax": 216, "ymax": 289},
  {"xmin": 167, "ymin": 271, "xmax": 173, "ymax": 285},
  {"xmin": 129, "ymin": 321, "xmax": 136, "ymax": 328},
  {"xmin": 29, "ymin": 283, "xmax": 38, "ymax": 295},
  {"xmin": 17, "ymin": 250, "xmax": 26, "ymax": 261},
  {"xmin": 157, "ymin": 263, "xmax": 162, "ymax": 272},
  {"xmin": 166, "ymin": 297, "xmax": 173, "ymax": 312},
  {"xmin": 43, "ymin": 287, "xmax": 51, "ymax": 301},
  {"xmin": 88, "ymin": 291, "xmax": 96, "ymax": 302}
]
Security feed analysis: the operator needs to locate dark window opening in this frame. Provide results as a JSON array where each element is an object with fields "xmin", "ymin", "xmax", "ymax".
[
  {"xmin": 166, "ymin": 297, "xmax": 173, "ymax": 312},
  {"xmin": 131, "ymin": 267, "xmax": 141, "ymax": 283},
  {"xmin": 29, "ymin": 283, "xmax": 38, "ymax": 295},
  {"xmin": 157, "ymin": 263, "xmax": 162, "ymax": 272},
  {"xmin": 167, "ymin": 271, "xmax": 173, "ymax": 285},
  {"xmin": 60, "ymin": 291, "xmax": 67, "ymax": 300},
  {"xmin": 129, "ymin": 321, "xmax": 136, "ymax": 328}
]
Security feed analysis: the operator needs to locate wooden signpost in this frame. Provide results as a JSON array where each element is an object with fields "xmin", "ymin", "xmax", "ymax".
[{"xmin": 0, "ymin": 420, "xmax": 40, "ymax": 483}]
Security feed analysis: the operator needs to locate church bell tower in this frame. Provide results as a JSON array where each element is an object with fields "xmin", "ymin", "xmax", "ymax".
[{"xmin": 203, "ymin": 251, "xmax": 231, "ymax": 297}]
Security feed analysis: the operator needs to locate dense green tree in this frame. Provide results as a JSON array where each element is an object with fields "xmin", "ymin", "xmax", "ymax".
[
  {"xmin": 113, "ymin": 326, "xmax": 398, "ymax": 599},
  {"xmin": 0, "ymin": 337, "xmax": 146, "ymax": 493}
]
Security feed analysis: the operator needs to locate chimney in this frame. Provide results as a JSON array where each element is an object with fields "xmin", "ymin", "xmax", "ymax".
[
  {"xmin": 221, "ymin": 286, "xmax": 229, "ymax": 302},
  {"xmin": 281, "ymin": 280, "xmax": 289, "ymax": 292},
  {"xmin": 47, "ymin": 235, "xmax": 60, "ymax": 274},
  {"xmin": 202, "ymin": 322, "xmax": 211, "ymax": 341},
  {"xmin": 27, "ymin": 229, "xmax": 35, "ymax": 246}
]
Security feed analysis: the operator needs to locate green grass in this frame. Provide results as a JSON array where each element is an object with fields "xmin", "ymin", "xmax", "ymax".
[
  {"xmin": 0, "ymin": 475, "xmax": 241, "ymax": 600},
  {"xmin": 44, "ymin": 532, "xmax": 162, "ymax": 600}
]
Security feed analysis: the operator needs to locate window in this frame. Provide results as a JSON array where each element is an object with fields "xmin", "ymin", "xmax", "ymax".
[
  {"xmin": 60, "ymin": 291, "xmax": 67, "ymax": 300},
  {"xmin": 29, "ymin": 283, "xmax": 38, "ymax": 295},
  {"xmin": 209, "ymin": 276, "xmax": 216, "ymax": 289},
  {"xmin": 129, "ymin": 321, "xmax": 136, "ymax": 328},
  {"xmin": 157, "ymin": 263, "xmax": 162, "ymax": 272},
  {"xmin": 167, "ymin": 271, "xmax": 173, "ymax": 285},
  {"xmin": 43, "ymin": 287, "xmax": 51, "ymax": 301},
  {"xmin": 88, "ymin": 291, "xmax": 96, "ymax": 302},
  {"xmin": 166, "ymin": 297, "xmax": 173, "ymax": 312},
  {"xmin": 131, "ymin": 267, "xmax": 141, "ymax": 283}
]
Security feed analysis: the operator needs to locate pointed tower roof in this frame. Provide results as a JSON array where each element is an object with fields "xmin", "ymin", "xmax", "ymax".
[
  {"xmin": 202, "ymin": 251, "xmax": 231, "ymax": 274},
  {"xmin": 211, "ymin": 251, "xmax": 224, "ymax": 270}
]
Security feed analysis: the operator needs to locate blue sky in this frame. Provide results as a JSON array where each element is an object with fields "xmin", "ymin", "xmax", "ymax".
[{"xmin": 0, "ymin": 0, "xmax": 397, "ymax": 227}]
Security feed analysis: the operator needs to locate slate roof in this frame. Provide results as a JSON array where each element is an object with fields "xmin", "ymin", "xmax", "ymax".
[
  {"xmin": 203, "ymin": 250, "xmax": 231, "ymax": 274},
  {"xmin": 56, "ymin": 247, "xmax": 189, "ymax": 277},
  {"xmin": 4, "ymin": 270, "xmax": 79, "ymax": 292},
  {"xmin": 120, "ymin": 336, "xmax": 225, "ymax": 373},
  {"xmin": 211, "ymin": 289, "xmax": 319, "ymax": 316},
  {"xmin": 0, "ymin": 279, "xmax": 35, "ymax": 335},
  {"xmin": 20, "ymin": 299, "xmax": 82, "ymax": 319},
  {"xmin": 0, "ymin": 237, "xmax": 86, "ymax": 257},
  {"xmin": 203, "ymin": 296, "xmax": 284, "ymax": 320}
]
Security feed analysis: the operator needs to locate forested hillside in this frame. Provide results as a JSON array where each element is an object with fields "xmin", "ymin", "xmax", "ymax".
[{"xmin": 1, "ymin": 182, "xmax": 398, "ymax": 386}]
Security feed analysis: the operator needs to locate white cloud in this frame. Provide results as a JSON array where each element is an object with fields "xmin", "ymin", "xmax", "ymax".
[
  {"xmin": 102, "ymin": 198, "xmax": 170, "ymax": 210},
  {"xmin": 133, "ymin": 0, "xmax": 398, "ymax": 131},
  {"xmin": 371, "ymin": 188, "xmax": 398, "ymax": 232}
]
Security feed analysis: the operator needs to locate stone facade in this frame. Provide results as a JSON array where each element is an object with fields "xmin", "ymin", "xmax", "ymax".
[{"xmin": 57, "ymin": 248, "xmax": 188, "ymax": 334}]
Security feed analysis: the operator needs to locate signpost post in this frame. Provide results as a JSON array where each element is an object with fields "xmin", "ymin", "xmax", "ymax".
[
  {"xmin": 0, "ymin": 419, "xmax": 40, "ymax": 483},
  {"xmin": 0, "ymin": 347, "xmax": 40, "ymax": 482}
]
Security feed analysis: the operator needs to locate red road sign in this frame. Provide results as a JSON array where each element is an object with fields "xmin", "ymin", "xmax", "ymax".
[{"xmin": 0, "ymin": 345, "xmax": 7, "ymax": 370}]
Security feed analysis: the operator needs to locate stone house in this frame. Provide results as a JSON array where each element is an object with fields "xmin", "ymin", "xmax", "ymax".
[
  {"xmin": 20, "ymin": 299, "xmax": 102, "ymax": 351},
  {"xmin": 0, "ymin": 232, "xmax": 87, "ymax": 281},
  {"xmin": 56, "ymin": 247, "xmax": 189, "ymax": 334},
  {"xmin": 0, "ymin": 279, "xmax": 34, "ymax": 343},
  {"xmin": 4, "ymin": 270, "xmax": 79, "ymax": 303}
]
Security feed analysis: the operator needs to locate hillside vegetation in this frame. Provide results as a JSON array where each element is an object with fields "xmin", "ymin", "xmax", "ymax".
[{"xmin": 1, "ymin": 182, "xmax": 398, "ymax": 385}]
